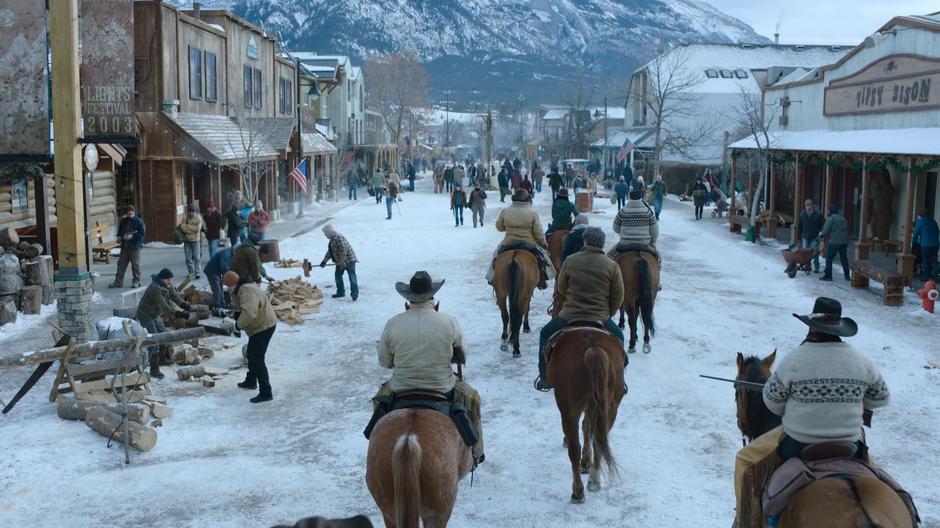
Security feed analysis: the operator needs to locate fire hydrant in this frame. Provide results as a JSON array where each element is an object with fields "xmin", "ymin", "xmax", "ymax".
[{"xmin": 917, "ymin": 279, "xmax": 938, "ymax": 313}]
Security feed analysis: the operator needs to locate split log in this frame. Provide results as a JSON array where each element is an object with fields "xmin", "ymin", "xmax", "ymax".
[
  {"xmin": 0, "ymin": 227, "xmax": 19, "ymax": 249},
  {"xmin": 25, "ymin": 257, "xmax": 53, "ymax": 305},
  {"xmin": 84, "ymin": 405, "xmax": 157, "ymax": 452},
  {"xmin": 200, "ymin": 376, "xmax": 215, "ymax": 388},
  {"xmin": 0, "ymin": 298, "xmax": 16, "ymax": 326},
  {"xmin": 145, "ymin": 402, "xmax": 173, "ymax": 418},
  {"xmin": 196, "ymin": 346, "xmax": 215, "ymax": 359},
  {"xmin": 176, "ymin": 365, "xmax": 205, "ymax": 381},
  {"xmin": 57, "ymin": 398, "xmax": 150, "ymax": 423},
  {"xmin": 172, "ymin": 345, "xmax": 200, "ymax": 366},
  {"xmin": 23, "ymin": 243, "xmax": 43, "ymax": 260},
  {"xmin": 18, "ymin": 285, "xmax": 42, "ymax": 315}
]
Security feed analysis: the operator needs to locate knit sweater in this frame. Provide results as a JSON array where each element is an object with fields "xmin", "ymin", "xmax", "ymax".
[
  {"xmin": 763, "ymin": 341, "xmax": 890, "ymax": 444},
  {"xmin": 613, "ymin": 198, "xmax": 659, "ymax": 246}
]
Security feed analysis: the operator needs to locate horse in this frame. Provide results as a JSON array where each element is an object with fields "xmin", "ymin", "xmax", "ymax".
[
  {"xmin": 735, "ymin": 352, "xmax": 781, "ymax": 445},
  {"xmin": 733, "ymin": 355, "xmax": 916, "ymax": 528},
  {"xmin": 366, "ymin": 409, "xmax": 473, "ymax": 528},
  {"xmin": 547, "ymin": 327, "xmax": 625, "ymax": 503},
  {"xmin": 547, "ymin": 229, "xmax": 570, "ymax": 273},
  {"xmin": 492, "ymin": 250, "xmax": 539, "ymax": 357},
  {"xmin": 615, "ymin": 251, "xmax": 658, "ymax": 353}
]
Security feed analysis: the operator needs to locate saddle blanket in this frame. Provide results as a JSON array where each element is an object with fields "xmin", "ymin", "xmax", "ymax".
[{"xmin": 363, "ymin": 393, "xmax": 478, "ymax": 448}]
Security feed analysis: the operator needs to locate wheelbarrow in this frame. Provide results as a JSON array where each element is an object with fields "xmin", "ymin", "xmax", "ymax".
[{"xmin": 780, "ymin": 246, "xmax": 817, "ymax": 278}]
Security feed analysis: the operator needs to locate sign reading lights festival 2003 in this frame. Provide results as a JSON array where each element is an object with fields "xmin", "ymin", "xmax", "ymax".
[
  {"xmin": 80, "ymin": 0, "xmax": 136, "ymax": 139},
  {"xmin": 825, "ymin": 55, "xmax": 940, "ymax": 116}
]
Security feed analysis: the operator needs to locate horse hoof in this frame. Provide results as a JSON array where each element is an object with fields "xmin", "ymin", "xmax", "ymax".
[
  {"xmin": 588, "ymin": 481, "xmax": 601, "ymax": 492},
  {"xmin": 512, "ymin": 351, "xmax": 521, "ymax": 358},
  {"xmin": 523, "ymin": 327, "xmax": 531, "ymax": 334},
  {"xmin": 580, "ymin": 467, "xmax": 590, "ymax": 475},
  {"xmin": 643, "ymin": 343, "xmax": 651, "ymax": 354},
  {"xmin": 618, "ymin": 323, "xmax": 625, "ymax": 329},
  {"xmin": 571, "ymin": 494, "xmax": 585, "ymax": 504},
  {"xmin": 628, "ymin": 347, "xmax": 636, "ymax": 354},
  {"xmin": 500, "ymin": 343, "xmax": 508, "ymax": 352}
]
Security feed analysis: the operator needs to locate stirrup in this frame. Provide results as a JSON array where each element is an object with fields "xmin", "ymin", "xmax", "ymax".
[{"xmin": 533, "ymin": 375, "xmax": 552, "ymax": 392}]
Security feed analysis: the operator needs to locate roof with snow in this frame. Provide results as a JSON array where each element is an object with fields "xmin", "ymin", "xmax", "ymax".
[
  {"xmin": 730, "ymin": 128, "xmax": 940, "ymax": 157},
  {"xmin": 163, "ymin": 112, "xmax": 294, "ymax": 162}
]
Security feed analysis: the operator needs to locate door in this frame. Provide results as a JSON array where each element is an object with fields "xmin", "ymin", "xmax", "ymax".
[{"xmin": 925, "ymin": 171, "xmax": 937, "ymax": 218}]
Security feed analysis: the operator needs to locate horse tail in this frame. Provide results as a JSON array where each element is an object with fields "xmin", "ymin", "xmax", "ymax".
[
  {"xmin": 583, "ymin": 347, "xmax": 618, "ymax": 477},
  {"xmin": 635, "ymin": 257, "xmax": 655, "ymax": 337},
  {"xmin": 392, "ymin": 433, "xmax": 422, "ymax": 528},
  {"xmin": 508, "ymin": 256, "xmax": 524, "ymax": 335}
]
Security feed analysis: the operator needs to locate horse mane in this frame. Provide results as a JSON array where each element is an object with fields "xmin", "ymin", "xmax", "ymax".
[{"xmin": 738, "ymin": 356, "xmax": 781, "ymax": 440}]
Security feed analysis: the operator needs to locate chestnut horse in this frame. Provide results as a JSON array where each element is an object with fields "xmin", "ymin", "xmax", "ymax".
[
  {"xmin": 366, "ymin": 409, "xmax": 473, "ymax": 528},
  {"xmin": 492, "ymin": 250, "xmax": 539, "ymax": 357},
  {"xmin": 615, "ymin": 252, "xmax": 658, "ymax": 353},
  {"xmin": 547, "ymin": 230, "xmax": 570, "ymax": 273},
  {"xmin": 734, "ymin": 355, "xmax": 915, "ymax": 528},
  {"xmin": 547, "ymin": 328, "xmax": 625, "ymax": 503}
]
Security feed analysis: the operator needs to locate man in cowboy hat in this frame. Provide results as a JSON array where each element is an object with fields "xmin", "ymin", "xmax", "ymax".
[
  {"xmin": 546, "ymin": 187, "xmax": 579, "ymax": 237},
  {"xmin": 488, "ymin": 188, "xmax": 555, "ymax": 289},
  {"xmin": 732, "ymin": 297, "xmax": 890, "ymax": 528},
  {"xmin": 371, "ymin": 272, "xmax": 484, "ymax": 465}
]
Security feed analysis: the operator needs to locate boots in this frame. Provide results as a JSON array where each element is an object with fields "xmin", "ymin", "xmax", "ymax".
[
  {"xmin": 332, "ymin": 292, "xmax": 345, "ymax": 299},
  {"xmin": 250, "ymin": 384, "xmax": 273, "ymax": 403},
  {"xmin": 237, "ymin": 375, "xmax": 257, "ymax": 390},
  {"xmin": 149, "ymin": 352, "xmax": 165, "ymax": 380},
  {"xmin": 537, "ymin": 267, "xmax": 548, "ymax": 290}
]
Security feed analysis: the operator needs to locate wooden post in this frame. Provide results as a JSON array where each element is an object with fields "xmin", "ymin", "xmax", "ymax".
[
  {"xmin": 746, "ymin": 161, "xmax": 754, "ymax": 215},
  {"xmin": 791, "ymin": 154, "xmax": 801, "ymax": 245},
  {"xmin": 768, "ymin": 158, "xmax": 777, "ymax": 238},
  {"xmin": 823, "ymin": 155, "xmax": 833, "ymax": 211},
  {"xmin": 729, "ymin": 154, "xmax": 737, "ymax": 233},
  {"xmin": 897, "ymin": 159, "xmax": 917, "ymax": 282},
  {"xmin": 34, "ymin": 174, "xmax": 51, "ymax": 256},
  {"xmin": 855, "ymin": 156, "xmax": 871, "ymax": 261}
]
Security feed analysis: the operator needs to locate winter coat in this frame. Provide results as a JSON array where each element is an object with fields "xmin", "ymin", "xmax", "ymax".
[
  {"xmin": 203, "ymin": 246, "xmax": 233, "ymax": 277},
  {"xmin": 621, "ymin": 166, "xmax": 633, "ymax": 180},
  {"xmin": 614, "ymin": 182, "xmax": 629, "ymax": 199},
  {"xmin": 248, "ymin": 210, "xmax": 270, "ymax": 233},
  {"xmin": 511, "ymin": 170, "xmax": 523, "ymax": 189},
  {"xmin": 453, "ymin": 167, "xmax": 466, "ymax": 185},
  {"xmin": 496, "ymin": 201, "xmax": 547, "ymax": 247},
  {"xmin": 614, "ymin": 197, "xmax": 659, "ymax": 246},
  {"xmin": 691, "ymin": 182, "xmax": 708, "ymax": 206},
  {"xmin": 532, "ymin": 168, "xmax": 545, "ymax": 182},
  {"xmin": 556, "ymin": 246, "xmax": 624, "ymax": 322},
  {"xmin": 451, "ymin": 189, "xmax": 468, "ymax": 208},
  {"xmin": 178, "ymin": 213, "xmax": 204, "ymax": 243},
  {"xmin": 548, "ymin": 172, "xmax": 564, "ymax": 191},
  {"xmin": 323, "ymin": 233, "xmax": 358, "ymax": 268},
  {"xmin": 560, "ymin": 224, "xmax": 587, "ymax": 265},
  {"xmin": 913, "ymin": 216, "xmax": 940, "ymax": 248},
  {"xmin": 468, "ymin": 188, "xmax": 487, "ymax": 210},
  {"xmin": 136, "ymin": 275, "xmax": 187, "ymax": 320},
  {"xmin": 387, "ymin": 181, "xmax": 399, "ymax": 199},
  {"xmin": 798, "ymin": 209, "xmax": 825, "ymax": 241},
  {"xmin": 117, "ymin": 215, "xmax": 146, "ymax": 251},
  {"xmin": 652, "ymin": 181, "xmax": 667, "ymax": 201},
  {"xmin": 230, "ymin": 243, "xmax": 268, "ymax": 283},
  {"xmin": 372, "ymin": 171, "xmax": 384, "ymax": 188},
  {"xmin": 819, "ymin": 213, "xmax": 850, "ymax": 245},
  {"xmin": 226, "ymin": 206, "xmax": 245, "ymax": 237},
  {"xmin": 497, "ymin": 171, "xmax": 510, "ymax": 189},
  {"xmin": 519, "ymin": 178, "xmax": 533, "ymax": 194},
  {"xmin": 347, "ymin": 171, "xmax": 358, "ymax": 187},
  {"xmin": 203, "ymin": 209, "xmax": 225, "ymax": 241},
  {"xmin": 233, "ymin": 282, "xmax": 277, "ymax": 336},
  {"xmin": 377, "ymin": 299, "xmax": 466, "ymax": 394},
  {"xmin": 550, "ymin": 197, "xmax": 579, "ymax": 231},
  {"xmin": 443, "ymin": 167, "xmax": 454, "ymax": 183}
]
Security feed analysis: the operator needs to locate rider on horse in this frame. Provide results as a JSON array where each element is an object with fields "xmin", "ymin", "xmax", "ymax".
[
  {"xmin": 545, "ymin": 188, "xmax": 580, "ymax": 237},
  {"xmin": 560, "ymin": 215, "xmax": 590, "ymax": 268},
  {"xmin": 607, "ymin": 189, "xmax": 659, "ymax": 264},
  {"xmin": 369, "ymin": 271, "xmax": 485, "ymax": 466},
  {"xmin": 733, "ymin": 297, "xmax": 891, "ymax": 528},
  {"xmin": 488, "ymin": 189, "xmax": 555, "ymax": 289},
  {"xmin": 535, "ymin": 227, "xmax": 626, "ymax": 391}
]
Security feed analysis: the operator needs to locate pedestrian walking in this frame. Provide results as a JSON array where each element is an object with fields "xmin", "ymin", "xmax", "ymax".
[
  {"xmin": 407, "ymin": 162, "xmax": 416, "ymax": 192},
  {"xmin": 203, "ymin": 200, "xmax": 224, "ymax": 257},
  {"xmin": 819, "ymin": 203, "xmax": 851, "ymax": 281},
  {"xmin": 532, "ymin": 162, "xmax": 545, "ymax": 193},
  {"xmin": 229, "ymin": 191, "xmax": 251, "ymax": 244},
  {"xmin": 226, "ymin": 198, "xmax": 244, "ymax": 248},
  {"xmin": 248, "ymin": 200, "xmax": 270, "ymax": 241},
  {"xmin": 136, "ymin": 268, "xmax": 191, "ymax": 379},
  {"xmin": 347, "ymin": 169, "xmax": 359, "ymax": 200},
  {"xmin": 614, "ymin": 177, "xmax": 629, "ymax": 209},
  {"xmin": 511, "ymin": 168, "xmax": 523, "ymax": 190},
  {"xmin": 454, "ymin": 165, "xmax": 466, "ymax": 189},
  {"xmin": 385, "ymin": 177, "xmax": 399, "ymax": 220},
  {"xmin": 548, "ymin": 168, "xmax": 564, "ymax": 199},
  {"xmin": 443, "ymin": 165, "xmax": 455, "ymax": 193},
  {"xmin": 203, "ymin": 246, "xmax": 233, "ymax": 310},
  {"xmin": 798, "ymin": 199, "xmax": 825, "ymax": 273},
  {"xmin": 451, "ymin": 185, "xmax": 468, "ymax": 227},
  {"xmin": 691, "ymin": 177, "xmax": 708, "ymax": 220},
  {"xmin": 179, "ymin": 203, "xmax": 205, "ymax": 280},
  {"xmin": 109, "ymin": 205, "xmax": 146, "ymax": 288},
  {"xmin": 469, "ymin": 183, "xmax": 487, "ymax": 228},
  {"xmin": 519, "ymin": 174, "xmax": 534, "ymax": 195},
  {"xmin": 913, "ymin": 209, "xmax": 940, "ymax": 280},
  {"xmin": 226, "ymin": 270, "xmax": 277, "ymax": 403},
  {"xmin": 651, "ymin": 175, "xmax": 667, "ymax": 219},
  {"xmin": 372, "ymin": 168, "xmax": 385, "ymax": 203},
  {"xmin": 498, "ymin": 167, "xmax": 511, "ymax": 202},
  {"xmin": 320, "ymin": 224, "xmax": 359, "ymax": 300}
]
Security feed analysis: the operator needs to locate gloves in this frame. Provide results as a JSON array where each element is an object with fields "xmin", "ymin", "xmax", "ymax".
[
  {"xmin": 174, "ymin": 310, "xmax": 190, "ymax": 319},
  {"xmin": 320, "ymin": 261, "xmax": 327, "ymax": 268},
  {"xmin": 181, "ymin": 302, "xmax": 192, "ymax": 310},
  {"xmin": 122, "ymin": 233, "xmax": 134, "ymax": 241}
]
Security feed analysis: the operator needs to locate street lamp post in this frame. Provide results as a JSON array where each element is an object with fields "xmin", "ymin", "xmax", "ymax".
[
  {"xmin": 518, "ymin": 94, "xmax": 526, "ymax": 161},
  {"xmin": 603, "ymin": 96, "xmax": 608, "ymax": 179},
  {"xmin": 444, "ymin": 90, "xmax": 452, "ymax": 159}
]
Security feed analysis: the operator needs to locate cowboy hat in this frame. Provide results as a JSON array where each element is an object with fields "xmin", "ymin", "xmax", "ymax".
[
  {"xmin": 557, "ymin": 188, "xmax": 569, "ymax": 198},
  {"xmin": 792, "ymin": 297, "xmax": 858, "ymax": 337},
  {"xmin": 395, "ymin": 271, "xmax": 445, "ymax": 303}
]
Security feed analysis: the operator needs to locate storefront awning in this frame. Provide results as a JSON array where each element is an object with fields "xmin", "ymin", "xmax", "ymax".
[
  {"xmin": 163, "ymin": 112, "xmax": 295, "ymax": 162},
  {"xmin": 301, "ymin": 132, "xmax": 337, "ymax": 155},
  {"xmin": 729, "ymin": 128, "xmax": 940, "ymax": 157},
  {"xmin": 591, "ymin": 127, "xmax": 655, "ymax": 150}
]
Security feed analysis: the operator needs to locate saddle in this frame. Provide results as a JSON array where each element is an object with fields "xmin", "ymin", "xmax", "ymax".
[
  {"xmin": 543, "ymin": 323, "xmax": 623, "ymax": 366},
  {"xmin": 498, "ymin": 241, "xmax": 544, "ymax": 262},
  {"xmin": 612, "ymin": 243, "xmax": 660, "ymax": 262},
  {"xmin": 363, "ymin": 390, "xmax": 478, "ymax": 448}
]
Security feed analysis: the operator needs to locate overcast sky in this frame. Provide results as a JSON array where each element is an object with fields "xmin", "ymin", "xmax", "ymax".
[{"xmin": 706, "ymin": 1, "xmax": 938, "ymax": 45}]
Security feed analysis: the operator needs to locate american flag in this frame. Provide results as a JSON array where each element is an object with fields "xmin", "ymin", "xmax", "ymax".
[
  {"xmin": 397, "ymin": 135, "xmax": 410, "ymax": 151},
  {"xmin": 290, "ymin": 159, "xmax": 309, "ymax": 194},
  {"xmin": 617, "ymin": 137, "xmax": 636, "ymax": 163}
]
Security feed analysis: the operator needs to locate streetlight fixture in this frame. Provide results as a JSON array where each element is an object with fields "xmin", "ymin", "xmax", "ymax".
[{"xmin": 518, "ymin": 93, "xmax": 526, "ymax": 161}]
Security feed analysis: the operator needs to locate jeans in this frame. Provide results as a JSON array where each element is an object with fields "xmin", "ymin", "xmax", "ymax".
[
  {"xmin": 335, "ymin": 261, "xmax": 359, "ymax": 297},
  {"xmin": 694, "ymin": 204, "xmax": 704, "ymax": 219},
  {"xmin": 349, "ymin": 186, "xmax": 357, "ymax": 200},
  {"xmin": 921, "ymin": 245, "xmax": 939, "ymax": 280},
  {"xmin": 114, "ymin": 247, "xmax": 140, "ymax": 286},
  {"xmin": 239, "ymin": 226, "xmax": 248, "ymax": 244},
  {"xmin": 801, "ymin": 238, "xmax": 820, "ymax": 271},
  {"xmin": 138, "ymin": 316, "xmax": 167, "ymax": 368},
  {"xmin": 184, "ymin": 241, "xmax": 201, "ymax": 277},
  {"xmin": 653, "ymin": 197, "xmax": 663, "ymax": 219},
  {"xmin": 409, "ymin": 178, "xmax": 415, "ymax": 192},
  {"xmin": 250, "ymin": 230, "xmax": 265, "ymax": 241},
  {"xmin": 385, "ymin": 196, "xmax": 394, "ymax": 218},
  {"xmin": 453, "ymin": 206, "xmax": 464, "ymax": 226},
  {"xmin": 535, "ymin": 180, "xmax": 542, "ymax": 192},
  {"xmin": 374, "ymin": 187, "xmax": 384, "ymax": 203},
  {"xmin": 245, "ymin": 325, "xmax": 276, "ymax": 392},
  {"xmin": 472, "ymin": 206, "xmax": 484, "ymax": 227},
  {"xmin": 208, "ymin": 239, "xmax": 219, "ymax": 257},
  {"xmin": 207, "ymin": 273, "xmax": 225, "ymax": 308},
  {"xmin": 825, "ymin": 243, "xmax": 850, "ymax": 278},
  {"xmin": 617, "ymin": 195, "xmax": 626, "ymax": 209},
  {"xmin": 537, "ymin": 317, "xmax": 625, "ymax": 381}
]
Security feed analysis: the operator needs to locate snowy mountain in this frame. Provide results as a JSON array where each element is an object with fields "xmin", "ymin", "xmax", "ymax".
[{"xmin": 176, "ymin": 0, "xmax": 770, "ymax": 106}]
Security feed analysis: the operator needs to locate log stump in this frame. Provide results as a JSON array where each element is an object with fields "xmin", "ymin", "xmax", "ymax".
[
  {"xmin": 57, "ymin": 398, "xmax": 151, "ymax": 424},
  {"xmin": 0, "ymin": 227, "xmax": 19, "ymax": 249},
  {"xmin": 18, "ymin": 285, "xmax": 42, "ymax": 314},
  {"xmin": 84, "ymin": 405, "xmax": 157, "ymax": 452},
  {"xmin": 0, "ymin": 298, "xmax": 16, "ymax": 326},
  {"xmin": 25, "ymin": 257, "xmax": 54, "ymax": 305}
]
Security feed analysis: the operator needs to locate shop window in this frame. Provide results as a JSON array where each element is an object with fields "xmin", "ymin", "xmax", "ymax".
[
  {"xmin": 244, "ymin": 65, "xmax": 253, "ymax": 109},
  {"xmin": 11, "ymin": 179, "xmax": 28, "ymax": 211},
  {"xmin": 188, "ymin": 46, "xmax": 202, "ymax": 100},
  {"xmin": 705, "ymin": 69, "xmax": 718, "ymax": 78},
  {"xmin": 253, "ymin": 68, "xmax": 262, "ymax": 109},
  {"xmin": 719, "ymin": 70, "xmax": 733, "ymax": 78},
  {"xmin": 205, "ymin": 52, "xmax": 217, "ymax": 103}
]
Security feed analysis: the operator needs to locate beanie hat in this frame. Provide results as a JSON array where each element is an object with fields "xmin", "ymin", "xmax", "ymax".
[
  {"xmin": 157, "ymin": 268, "xmax": 174, "ymax": 280},
  {"xmin": 827, "ymin": 203, "xmax": 839, "ymax": 215},
  {"xmin": 207, "ymin": 199, "xmax": 215, "ymax": 209},
  {"xmin": 574, "ymin": 215, "xmax": 589, "ymax": 226},
  {"xmin": 804, "ymin": 199, "xmax": 814, "ymax": 208},
  {"xmin": 629, "ymin": 189, "xmax": 643, "ymax": 200},
  {"xmin": 188, "ymin": 203, "xmax": 199, "ymax": 213}
]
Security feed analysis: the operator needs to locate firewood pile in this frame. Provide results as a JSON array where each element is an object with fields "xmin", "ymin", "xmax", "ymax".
[
  {"xmin": 274, "ymin": 258, "xmax": 313, "ymax": 277},
  {"xmin": 267, "ymin": 276, "xmax": 324, "ymax": 324},
  {"xmin": 0, "ymin": 227, "xmax": 54, "ymax": 326}
]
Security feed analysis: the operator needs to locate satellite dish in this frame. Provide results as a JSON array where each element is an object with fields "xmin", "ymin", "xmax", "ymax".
[{"xmin": 83, "ymin": 145, "xmax": 99, "ymax": 172}]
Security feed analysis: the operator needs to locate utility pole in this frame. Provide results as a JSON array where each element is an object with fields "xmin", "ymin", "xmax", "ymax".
[
  {"xmin": 721, "ymin": 130, "xmax": 730, "ymax": 190},
  {"xmin": 444, "ymin": 90, "xmax": 451, "ymax": 160},
  {"xmin": 295, "ymin": 59, "xmax": 309, "ymax": 215},
  {"xmin": 603, "ymin": 96, "xmax": 608, "ymax": 179},
  {"xmin": 518, "ymin": 94, "xmax": 526, "ymax": 161},
  {"xmin": 50, "ymin": 0, "xmax": 93, "ymax": 342}
]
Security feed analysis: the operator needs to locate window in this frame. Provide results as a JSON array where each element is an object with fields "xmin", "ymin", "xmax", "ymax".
[
  {"xmin": 347, "ymin": 80, "xmax": 351, "ymax": 101},
  {"xmin": 205, "ymin": 52, "xmax": 217, "ymax": 103},
  {"xmin": 188, "ymin": 46, "xmax": 202, "ymax": 100},
  {"xmin": 244, "ymin": 65, "xmax": 253, "ymax": 108},
  {"xmin": 359, "ymin": 84, "xmax": 363, "ymax": 113},
  {"xmin": 705, "ymin": 69, "xmax": 718, "ymax": 78},
  {"xmin": 278, "ymin": 77, "xmax": 293, "ymax": 115},
  {"xmin": 734, "ymin": 69, "xmax": 748, "ymax": 79},
  {"xmin": 253, "ymin": 68, "xmax": 262, "ymax": 109},
  {"xmin": 719, "ymin": 70, "xmax": 733, "ymax": 78}
]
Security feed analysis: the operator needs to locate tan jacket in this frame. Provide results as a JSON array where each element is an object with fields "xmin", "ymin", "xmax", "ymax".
[
  {"xmin": 234, "ymin": 282, "xmax": 277, "ymax": 336},
  {"xmin": 496, "ymin": 202, "xmax": 547, "ymax": 247},
  {"xmin": 178, "ymin": 213, "xmax": 204, "ymax": 243},
  {"xmin": 377, "ymin": 300, "xmax": 466, "ymax": 394},
  {"xmin": 557, "ymin": 246, "xmax": 624, "ymax": 322}
]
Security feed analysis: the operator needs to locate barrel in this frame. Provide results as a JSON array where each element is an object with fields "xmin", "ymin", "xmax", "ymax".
[
  {"xmin": 575, "ymin": 191, "xmax": 593, "ymax": 213},
  {"xmin": 259, "ymin": 239, "xmax": 280, "ymax": 263}
]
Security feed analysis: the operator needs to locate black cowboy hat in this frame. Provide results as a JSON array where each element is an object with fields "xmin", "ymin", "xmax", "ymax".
[
  {"xmin": 557, "ymin": 188, "xmax": 569, "ymax": 198},
  {"xmin": 395, "ymin": 271, "xmax": 445, "ymax": 303},
  {"xmin": 792, "ymin": 297, "xmax": 858, "ymax": 337}
]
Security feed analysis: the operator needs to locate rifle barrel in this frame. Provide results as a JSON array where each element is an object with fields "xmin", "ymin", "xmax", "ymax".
[{"xmin": 699, "ymin": 374, "xmax": 766, "ymax": 391}]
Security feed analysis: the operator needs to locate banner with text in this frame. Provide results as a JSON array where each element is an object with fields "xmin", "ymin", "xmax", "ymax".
[
  {"xmin": 80, "ymin": 0, "xmax": 135, "ymax": 139},
  {"xmin": 0, "ymin": 1, "xmax": 50, "ymax": 156},
  {"xmin": 824, "ymin": 55, "xmax": 940, "ymax": 117}
]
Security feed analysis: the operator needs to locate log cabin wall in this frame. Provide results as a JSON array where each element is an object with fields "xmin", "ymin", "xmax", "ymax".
[{"xmin": 0, "ymin": 177, "xmax": 56, "ymax": 231}]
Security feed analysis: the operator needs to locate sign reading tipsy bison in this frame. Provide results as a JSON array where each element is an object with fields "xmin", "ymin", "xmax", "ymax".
[
  {"xmin": 824, "ymin": 55, "xmax": 940, "ymax": 116},
  {"xmin": 0, "ymin": 1, "xmax": 50, "ymax": 156},
  {"xmin": 80, "ymin": 0, "xmax": 135, "ymax": 139}
]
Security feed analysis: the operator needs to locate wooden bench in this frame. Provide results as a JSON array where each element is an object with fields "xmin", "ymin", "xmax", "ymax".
[
  {"xmin": 728, "ymin": 215, "xmax": 763, "ymax": 239},
  {"xmin": 91, "ymin": 221, "xmax": 120, "ymax": 264},
  {"xmin": 850, "ymin": 260, "xmax": 905, "ymax": 306}
]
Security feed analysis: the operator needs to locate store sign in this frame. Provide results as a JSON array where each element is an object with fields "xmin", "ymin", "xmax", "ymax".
[
  {"xmin": 824, "ymin": 55, "xmax": 940, "ymax": 116},
  {"xmin": 80, "ymin": 0, "xmax": 135, "ymax": 138},
  {"xmin": 0, "ymin": 1, "xmax": 50, "ymax": 156}
]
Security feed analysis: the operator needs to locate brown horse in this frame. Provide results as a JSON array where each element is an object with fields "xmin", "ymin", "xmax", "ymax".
[
  {"xmin": 492, "ymin": 250, "xmax": 539, "ymax": 357},
  {"xmin": 547, "ymin": 327, "xmax": 625, "ymax": 503},
  {"xmin": 734, "ymin": 356, "xmax": 916, "ymax": 528},
  {"xmin": 366, "ymin": 409, "xmax": 473, "ymax": 528},
  {"xmin": 547, "ymin": 230, "xmax": 570, "ymax": 273},
  {"xmin": 615, "ymin": 251, "xmax": 658, "ymax": 353}
]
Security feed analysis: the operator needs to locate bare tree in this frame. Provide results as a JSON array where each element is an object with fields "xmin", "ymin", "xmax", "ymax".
[
  {"xmin": 221, "ymin": 107, "xmax": 284, "ymax": 202},
  {"xmin": 727, "ymin": 86, "xmax": 782, "ymax": 227},
  {"xmin": 560, "ymin": 71, "xmax": 597, "ymax": 159},
  {"xmin": 363, "ymin": 50, "xmax": 430, "ymax": 144}
]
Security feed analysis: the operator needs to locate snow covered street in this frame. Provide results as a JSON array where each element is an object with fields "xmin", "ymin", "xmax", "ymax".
[{"xmin": 1, "ymin": 178, "xmax": 938, "ymax": 527}]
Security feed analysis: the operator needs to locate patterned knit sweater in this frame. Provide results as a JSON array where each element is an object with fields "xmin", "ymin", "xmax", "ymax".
[
  {"xmin": 612, "ymin": 197, "xmax": 659, "ymax": 246},
  {"xmin": 763, "ymin": 341, "xmax": 889, "ymax": 444}
]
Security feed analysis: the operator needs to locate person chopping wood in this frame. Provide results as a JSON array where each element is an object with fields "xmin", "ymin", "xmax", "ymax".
[
  {"xmin": 136, "ymin": 268, "xmax": 191, "ymax": 379},
  {"xmin": 224, "ymin": 270, "xmax": 277, "ymax": 403}
]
